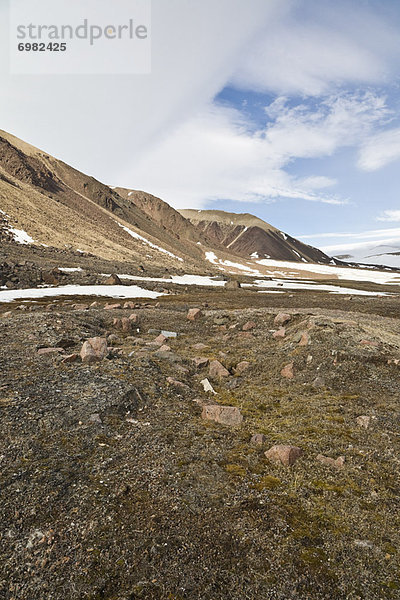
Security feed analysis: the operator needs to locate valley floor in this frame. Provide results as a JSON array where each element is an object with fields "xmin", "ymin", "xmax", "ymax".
[{"xmin": 1, "ymin": 286, "xmax": 400, "ymax": 599}]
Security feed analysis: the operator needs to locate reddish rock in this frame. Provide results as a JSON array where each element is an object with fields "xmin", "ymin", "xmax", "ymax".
[
  {"xmin": 273, "ymin": 328, "xmax": 286, "ymax": 339},
  {"xmin": 202, "ymin": 405, "xmax": 243, "ymax": 426},
  {"xmin": 281, "ymin": 362, "xmax": 294, "ymax": 379},
  {"xmin": 90, "ymin": 301, "xmax": 99, "ymax": 308},
  {"xmin": 265, "ymin": 444, "xmax": 302, "ymax": 466},
  {"xmin": 250, "ymin": 433, "xmax": 266, "ymax": 446},
  {"xmin": 120, "ymin": 317, "xmax": 132, "ymax": 333},
  {"xmin": 193, "ymin": 343, "xmax": 208, "ymax": 351},
  {"xmin": 61, "ymin": 353, "xmax": 79, "ymax": 364},
  {"xmin": 37, "ymin": 347, "xmax": 64, "ymax": 356},
  {"xmin": 80, "ymin": 337, "xmax": 108, "ymax": 364},
  {"xmin": 193, "ymin": 356, "xmax": 209, "ymax": 368},
  {"xmin": 128, "ymin": 313, "xmax": 138, "ymax": 323},
  {"xmin": 209, "ymin": 360, "xmax": 230, "ymax": 379},
  {"xmin": 105, "ymin": 273, "xmax": 122, "ymax": 285},
  {"xmin": 72, "ymin": 304, "xmax": 89, "ymax": 310},
  {"xmin": 155, "ymin": 333, "xmax": 167, "ymax": 345},
  {"xmin": 316, "ymin": 454, "xmax": 345, "ymax": 470},
  {"xmin": 104, "ymin": 303, "xmax": 121, "ymax": 310},
  {"xmin": 274, "ymin": 312, "xmax": 291, "ymax": 326},
  {"xmin": 235, "ymin": 361, "xmax": 250, "ymax": 375},
  {"xmin": 242, "ymin": 321, "xmax": 256, "ymax": 331},
  {"xmin": 166, "ymin": 377, "xmax": 190, "ymax": 390},
  {"xmin": 124, "ymin": 301, "xmax": 136, "ymax": 309},
  {"xmin": 298, "ymin": 332, "xmax": 310, "ymax": 346},
  {"xmin": 158, "ymin": 344, "xmax": 171, "ymax": 352},
  {"xmin": 187, "ymin": 308, "xmax": 203, "ymax": 321}
]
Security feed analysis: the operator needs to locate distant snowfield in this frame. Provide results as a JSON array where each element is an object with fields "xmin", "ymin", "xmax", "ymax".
[
  {"xmin": 251, "ymin": 280, "xmax": 390, "ymax": 296},
  {"xmin": 0, "ymin": 285, "xmax": 163, "ymax": 303},
  {"xmin": 205, "ymin": 251, "xmax": 400, "ymax": 285},
  {"xmin": 256, "ymin": 259, "xmax": 400, "ymax": 285}
]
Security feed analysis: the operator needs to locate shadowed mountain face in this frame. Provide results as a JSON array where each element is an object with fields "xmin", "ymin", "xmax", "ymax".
[
  {"xmin": 179, "ymin": 209, "xmax": 331, "ymax": 263},
  {"xmin": 0, "ymin": 129, "xmax": 332, "ymax": 269}
]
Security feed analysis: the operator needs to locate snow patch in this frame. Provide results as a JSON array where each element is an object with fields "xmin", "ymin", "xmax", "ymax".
[
  {"xmin": 0, "ymin": 285, "xmax": 163, "ymax": 304},
  {"xmin": 116, "ymin": 222, "xmax": 183, "ymax": 262},
  {"xmin": 9, "ymin": 227, "xmax": 35, "ymax": 245},
  {"xmin": 256, "ymin": 259, "xmax": 400, "ymax": 285}
]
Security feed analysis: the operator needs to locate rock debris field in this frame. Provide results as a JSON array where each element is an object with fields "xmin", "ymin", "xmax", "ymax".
[{"xmin": 1, "ymin": 290, "xmax": 400, "ymax": 599}]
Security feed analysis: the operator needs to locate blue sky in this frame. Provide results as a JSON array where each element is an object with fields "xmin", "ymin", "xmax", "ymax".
[{"xmin": 1, "ymin": 0, "xmax": 400, "ymax": 257}]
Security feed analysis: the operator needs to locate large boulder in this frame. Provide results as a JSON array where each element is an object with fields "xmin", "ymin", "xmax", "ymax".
[{"xmin": 80, "ymin": 337, "xmax": 108, "ymax": 364}]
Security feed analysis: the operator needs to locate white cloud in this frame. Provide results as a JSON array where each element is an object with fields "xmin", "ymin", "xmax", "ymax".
[
  {"xmin": 120, "ymin": 92, "xmax": 388, "ymax": 208},
  {"xmin": 0, "ymin": 0, "xmax": 285, "ymax": 181},
  {"xmin": 358, "ymin": 128, "xmax": 400, "ymax": 171},
  {"xmin": 231, "ymin": 2, "xmax": 400, "ymax": 96},
  {"xmin": 377, "ymin": 210, "xmax": 400, "ymax": 222}
]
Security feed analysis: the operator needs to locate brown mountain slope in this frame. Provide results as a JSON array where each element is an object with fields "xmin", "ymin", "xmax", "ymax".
[
  {"xmin": 0, "ymin": 128, "xmax": 333, "ymax": 273},
  {"xmin": 180, "ymin": 209, "xmax": 331, "ymax": 263},
  {"xmin": 0, "ymin": 130, "xmax": 206, "ymax": 269}
]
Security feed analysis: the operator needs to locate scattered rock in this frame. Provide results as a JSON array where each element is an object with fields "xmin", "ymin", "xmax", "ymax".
[
  {"xmin": 193, "ymin": 356, "xmax": 209, "ymax": 368},
  {"xmin": 356, "ymin": 415, "xmax": 371, "ymax": 429},
  {"xmin": 202, "ymin": 405, "xmax": 243, "ymax": 426},
  {"xmin": 105, "ymin": 273, "xmax": 122, "ymax": 285},
  {"xmin": 242, "ymin": 321, "xmax": 256, "ymax": 331},
  {"xmin": 154, "ymin": 333, "xmax": 167, "ymax": 345},
  {"xmin": 37, "ymin": 347, "xmax": 64, "ymax": 356},
  {"xmin": 187, "ymin": 308, "xmax": 203, "ymax": 321},
  {"xmin": 234, "ymin": 361, "xmax": 250, "ymax": 375},
  {"xmin": 166, "ymin": 377, "xmax": 190, "ymax": 390},
  {"xmin": 104, "ymin": 303, "xmax": 121, "ymax": 310},
  {"xmin": 124, "ymin": 301, "xmax": 136, "ymax": 309},
  {"xmin": 250, "ymin": 433, "xmax": 266, "ymax": 446},
  {"xmin": 158, "ymin": 345, "xmax": 171, "ymax": 352},
  {"xmin": 360, "ymin": 339, "xmax": 379, "ymax": 347},
  {"xmin": 298, "ymin": 332, "xmax": 310, "ymax": 346},
  {"xmin": 281, "ymin": 362, "xmax": 294, "ymax": 379},
  {"xmin": 274, "ymin": 312, "xmax": 291, "ymax": 326},
  {"xmin": 129, "ymin": 313, "xmax": 139, "ymax": 323},
  {"xmin": 209, "ymin": 360, "xmax": 230, "ymax": 379},
  {"xmin": 192, "ymin": 343, "xmax": 208, "ymax": 350},
  {"xmin": 61, "ymin": 353, "xmax": 78, "ymax": 364},
  {"xmin": 265, "ymin": 445, "xmax": 302, "ymax": 466},
  {"xmin": 200, "ymin": 378, "xmax": 216, "ymax": 394},
  {"xmin": 273, "ymin": 328, "xmax": 286, "ymax": 339},
  {"xmin": 80, "ymin": 337, "xmax": 108, "ymax": 364},
  {"xmin": 316, "ymin": 454, "xmax": 345, "ymax": 469}
]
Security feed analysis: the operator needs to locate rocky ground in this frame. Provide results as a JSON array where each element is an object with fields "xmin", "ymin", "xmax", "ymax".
[{"xmin": 1, "ymin": 287, "xmax": 400, "ymax": 599}]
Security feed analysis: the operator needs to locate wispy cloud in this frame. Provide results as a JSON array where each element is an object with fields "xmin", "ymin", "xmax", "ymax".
[
  {"xmin": 358, "ymin": 128, "xmax": 400, "ymax": 171},
  {"xmin": 377, "ymin": 209, "xmax": 400, "ymax": 222},
  {"xmin": 231, "ymin": 1, "xmax": 400, "ymax": 96},
  {"xmin": 122, "ymin": 92, "xmax": 388, "ymax": 208}
]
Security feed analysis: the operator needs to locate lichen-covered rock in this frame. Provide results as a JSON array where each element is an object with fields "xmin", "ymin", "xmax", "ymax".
[{"xmin": 202, "ymin": 405, "xmax": 243, "ymax": 426}]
